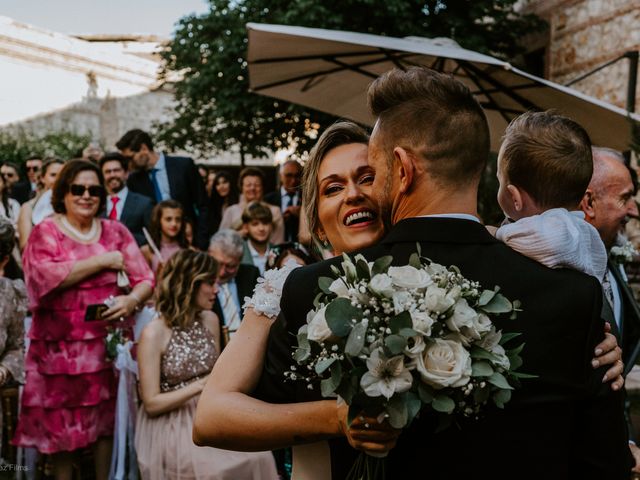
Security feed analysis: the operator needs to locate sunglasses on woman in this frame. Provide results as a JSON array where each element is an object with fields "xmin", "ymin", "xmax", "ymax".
[{"xmin": 69, "ymin": 184, "xmax": 104, "ymax": 197}]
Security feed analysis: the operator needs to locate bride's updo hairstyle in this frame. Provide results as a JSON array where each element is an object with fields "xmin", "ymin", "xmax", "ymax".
[
  {"xmin": 155, "ymin": 250, "xmax": 218, "ymax": 329},
  {"xmin": 302, "ymin": 121, "xmax": 370, "ymax": 249}
]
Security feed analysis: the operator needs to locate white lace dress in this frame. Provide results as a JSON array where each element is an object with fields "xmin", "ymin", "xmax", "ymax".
[{"xmin": 243, "ymin": 260, "xmax": 332, "ymax": 480}]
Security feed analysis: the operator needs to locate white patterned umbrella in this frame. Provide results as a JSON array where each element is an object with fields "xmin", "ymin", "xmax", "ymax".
[{"xmin": 247, "ymin": 23, "xmax": 639, "ymax": 152}]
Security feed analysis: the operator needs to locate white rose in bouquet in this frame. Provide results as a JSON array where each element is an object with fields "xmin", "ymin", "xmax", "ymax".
[
  {"xmin": 369, "ymin": 273, "xmax": 395, "ymax": 297},
  {"xmin": 307, "ymin": 306, "xmax": 332, "ymax": 342},
  {"xmin": 424, "ymin": 285, "xmax": 456, "ymax": 313},
  {"xmin": 404, "ymin": 334, "xmax": 426, "ymax": 359},
  {"xmin": 476, "ymin": 327, "xmax": 510, "ymax": 370},
  {"xmin": 416, "ymin": 338, "xmax": 472, "ymax": 389},
  {"xmin": 410, "ymin": 310, "xmax": 434, "ymax": 336},
  {"xmin": 446, "ymin": 298, "xmax": 481, "ymax": 341},
  {"xmin": 392, "ymin": 291, "xmax": 413, "ymax": 314},
  {"xmin": 328, "ymin": 278, "xmax": 350, "ymax": 297},
  {"xmin": 388, "ymin": 265, "xmax": 432, "ymax": 289}
]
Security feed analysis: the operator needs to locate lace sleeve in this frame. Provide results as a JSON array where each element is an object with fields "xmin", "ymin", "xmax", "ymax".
[{"xmin": 243, "ymin": 259, "xmax": 302, "ymax": 319}]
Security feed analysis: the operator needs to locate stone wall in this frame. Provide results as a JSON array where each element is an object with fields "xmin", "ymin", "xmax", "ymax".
[{"xmin": 523, "ymin": 0, "xmax": 640, "ymax": 110}]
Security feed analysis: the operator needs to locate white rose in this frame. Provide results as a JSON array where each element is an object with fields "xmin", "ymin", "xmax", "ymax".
[
  {"xmin": 404, "ymin": 335, "xmax": 426, "ymax": 359},
  {"xmin": 445, "ymin": 285, "xmax": 462, "ymax": 303},
  {"xmin": 410, "ymin": 310, "xmax": 434, "ymax": 336},
  {"xmin": 369, "ymin": 273, "xmax": 394, "ymax": 297},
  {"xmin": 424, "ymin": 285, "xmax": 455, "ymax": 313},
  {"xmin": 306, "ymin": 306, "xmax": 332, "ymax": 342},
  {"xmin": 392, "ymin": 291, "xmax": 413, "ymax": 314},
  {"xmin": 329, "ymin": 279, "xmax": 350, "ymax": 297},
  {"xmin": 446, "ymin": 298, "xmax": 478, "ymax": 338},
  {"xmin": 416, "ymin": 338, "xmax": 472, "ymax": 389},
  {"xmin": 472, "ymin": 313, "xmax": 492, "ymax": 336},
  {"xmin": 388, "ymin": 266, "xmax": 432, "ymax": 289}
]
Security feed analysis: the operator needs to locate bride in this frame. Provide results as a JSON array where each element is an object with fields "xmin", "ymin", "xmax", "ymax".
[{"xmin": 193, "ymin": 121, "xmax": 623, "ymax": 477}]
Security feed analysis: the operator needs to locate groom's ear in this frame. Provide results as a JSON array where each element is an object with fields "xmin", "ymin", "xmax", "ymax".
[{"xmin": 394, "ymin": 147, "xmax": 415, "ymax": 194}]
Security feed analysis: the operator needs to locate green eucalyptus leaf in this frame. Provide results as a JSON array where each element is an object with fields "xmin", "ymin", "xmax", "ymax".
[
  {"xmin": 418, "ymin": 383, "xmax": 435, "ymax": 403},
  {"xmin": 499, "ymin": 332, "xmax": 521, "ymax": 345},
  {"xmin": 493, "ymin": 389, "xmax": 512, "ymax": 408},
  {"xmin": 315, "ymin": 357, "xmax": 336, "ymax": 375},
  {"xmin": 325, "ymin": 298, "xmax": 360, "ymax": 337},
  {"xmin": 345, "ymin": 321, "xmax": 368, "ymax": 356},
  {"xmin": 471, "ymin": 361, "xmax": 494, "ymax": 377},
  {"xmin": 508, "ymin": 353, "xmax": 523, "ymax": 371},
  {"xmin": 390, "ymin": 311, "xmax": 412, "ymax": 334},
  {"xmin": 399, "ymin": 327, "xmax": 418, "ymax": 338},
  {"xmin": 511, "ymin": 371, "xmax": 538, "ymax": 379},
  {"xmin": 478, "ymin": 289, "xmax": 497, "ymax": 307},
  {"xmin": 385, "ymin": 335, "xmax": 407, "ymax": 355},
  {"xmin": 372, "ymin": 256, "xmax": 393, "ymax": 276},
  {"xmin": 470, "ymin": 346, "xmax": 499, "ymax": 362},
  {"xmin": 481, "ymin": 293, "xmax": 513, "ymax": 314},
  {"xmin": 356, "ymin": 258, "xmax": 371, "ymax": 281},
  {"xmin": 488, "ymin": 372, "xmax": 514, "ymax": 390},
  {"xmin": 405, "ymin": 392, "xmax": 422, "ymax": 425},
  {"xmin": 330, "ymin": 265, "xmax": 342, "ymax": 277},
  {"xmin": 409, "ymin": 252, "xmax": 421, "ymax": 269},
  {"xmin": 432, "ymin": 394, "xmax": 455, "ymax": 414},
  {"xmin": 318, "ymin": 277, "xmax": 334, "ymax": 295},
  {"xmin": 387, "ymin": 396, "xmax": 408, "ymax": 429}
]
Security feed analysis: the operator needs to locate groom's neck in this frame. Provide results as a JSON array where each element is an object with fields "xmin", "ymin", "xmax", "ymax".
[{"xmin": 391, "ymin": 185, "xmax": 479, "ymax": 224}]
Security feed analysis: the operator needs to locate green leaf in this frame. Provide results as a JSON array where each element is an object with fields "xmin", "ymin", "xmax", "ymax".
[
  {"xmin": 499, "ymin": 332, "xmax": 521, "ymax": 344},
  {"xmin": 481, "ymin": 293, "xmax": 513, "ymax": 314},
  {"xmin": 372, "ymin": 256, "xmax": 393, "ymax": 276},
  {"xmin": 471, "ymin": 361, "xmax": 494, "ymax": 377},
  {"xmin": 409, "ymin": 252, "xmax": 421, "ymax": 269},
  {"xmin": 507, "ymin": 343, "xmax": 525, "ymax": 356},
  {"xmin": 432, "ymin": 394, "xmax": 455, "ymax": 414},
  {"xmin": 415, "ymin": 243, "xmax": 422, "ymax": 257},
  {"xmin": 330, "ymin": 265, "xmax": 342, "ymax": 277},
  {"xmin": 356, "ymin": 258, "xmax": 371, "ymax": 281},
  {"xmin": 508, "ymin": 353, "xmax": 523, "ymax": 371},
  {"xmin": 470, "ymin": 346, "xmax": 499, "ymax": 362},
  {"xmin": 293, "ymin": 347, "xmax": 310, "ymax": 363},
  {"xmin": 399, "ymin": 328, "xmax": 418, "ymax": 338},
  {"xmin": 385, "ymin": 335, "xmax": 407, "ymax": 355},
  {"xmin": 325, "ymin": 298, "xmax": 360, "ymax": 337},
  {"xmin": 345, "ymin": 321, "xmax": 368, "ymax": 356},
  {"xmin": 387, "ymin": 395, "xmax": 408, "ymax": 429},
  {"xmin": 318, "ymin": 277, "xmax": 334, "ymax": 295},
  {"xmin": 389, "ymin": 311, "xmax": 412, "ymax": 334},
  {"xmin": 511, "ymin": 371, "xmax": 538, "ymax": 379},
  {"xmin": 478, "ymin": 289, "xmax": 497, "ymax": 307},
  {"xmin": 336, "ymin": 375, "xmax": 357, "ymax": 405},
  {"xmin": 492, "ymin": 389, "xmax": 512, "ymax": 409},
  {"xmin": 315, "ymin": 357, "xmax": 336, "ymax": 375},
  {"xmin": 321, "ymin": 362, "xmax": 343, "ymax": 397},
  {"xmin": 405, "ymin": 392, "xmax": 422, "ymax": 425},
  {"xmin": 418, "ymin": 382, "xmax": 435, "ymax": 403},
  {"xmin": 488, "ymin": 372, "xmax": 514, "ymax": 390}
]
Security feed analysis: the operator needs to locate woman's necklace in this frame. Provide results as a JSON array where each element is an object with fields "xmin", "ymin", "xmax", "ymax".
[{"xmin": 61, "ymin": 216, "xmax": 98, "ymax": 241}]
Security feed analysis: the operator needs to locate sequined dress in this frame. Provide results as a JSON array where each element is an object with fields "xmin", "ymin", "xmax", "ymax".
[{"xmin": 134, "ymin": 318, "xmax": 278, "ymax": 480}]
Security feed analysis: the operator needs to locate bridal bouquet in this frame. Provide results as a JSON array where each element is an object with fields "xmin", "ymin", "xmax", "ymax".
[{"xmin": 289, "ymin": 250, "xmax": 528, "ymax": 479}]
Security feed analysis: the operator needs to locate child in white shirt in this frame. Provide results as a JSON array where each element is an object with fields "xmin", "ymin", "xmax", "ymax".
[{"xmin": 494, "ymin": 110, "xmax": 607, "ymax": 281}]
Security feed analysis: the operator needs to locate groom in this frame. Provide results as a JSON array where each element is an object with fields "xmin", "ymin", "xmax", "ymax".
[{"xmin": 255, "ymin": 67, "xmax": 632, "ymax": 478}]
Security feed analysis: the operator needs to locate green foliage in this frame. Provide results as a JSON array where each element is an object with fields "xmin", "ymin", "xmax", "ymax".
[
  {"xmin": 159, "ymin": 0, "xmax": 546, "ymax": 159},
  {"xmin": 0, "ymin": 129, "xmax": 93, "ymax": 165}
]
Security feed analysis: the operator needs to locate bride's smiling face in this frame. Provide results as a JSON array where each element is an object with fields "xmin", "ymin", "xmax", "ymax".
[{"xmin": 316, "ymin": 143, "xmax": 384, "ymax": 255}]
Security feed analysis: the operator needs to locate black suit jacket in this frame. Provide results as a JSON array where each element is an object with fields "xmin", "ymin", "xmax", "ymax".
[
  {"xmin": 9, "ymin": 181, "xmax": 31, "ymax": 205},
  {"xmin": 212, "ymin": 264, "xmax": 260, "ymax": 349},
  {"xmin": 120, "ymin": 191, "xmax": 153, "ymax": 246},
  {"xmin": 255, "ymin": 217, "xmax": 632, "ymax": 479},
  {"xmin": 264, "ymin": 189, "xmax": 300, "ymax": 242},
  {"xmin": 127, "ymin": 154, "xmax": 210, "ymax": 249},
  {"xmin": 609, "ymin": 262, "xmax": 640, "ymax": 373}
]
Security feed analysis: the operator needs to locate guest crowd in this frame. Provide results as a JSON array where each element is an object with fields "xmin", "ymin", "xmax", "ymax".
[{"xmin": 1, "ymin": 111, "xmax": 640, "ymax": 480}]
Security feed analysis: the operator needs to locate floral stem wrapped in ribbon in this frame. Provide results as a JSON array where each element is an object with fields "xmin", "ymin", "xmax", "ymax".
[{"xmin": 289, "ymin": 248, "xmax": 531, "ymax": 480}]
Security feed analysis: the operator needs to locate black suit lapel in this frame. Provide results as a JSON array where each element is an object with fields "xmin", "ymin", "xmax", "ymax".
[
  {"xmin": 164, "ymin": 154, "xmax": 178, "ymax": 199},
  {"xmin": 609, "ymin": 261, "xmax": 640, "ymax": 371},
  {"xmin": 128, "ymin": 171, "xmax": 156, "ymax": 203},
  {"xmin": 120, "ymin": 194, "xmax": 133, "ymax": 224}
]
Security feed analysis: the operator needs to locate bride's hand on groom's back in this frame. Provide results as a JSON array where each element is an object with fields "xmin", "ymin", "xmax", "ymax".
[
  {"xmin": 593, "ymin": 322, "xmax": 624, "ymax": 391},
  {"xmin": 337, "ymin": 401, "xmax": 401, "ymax": 455}
]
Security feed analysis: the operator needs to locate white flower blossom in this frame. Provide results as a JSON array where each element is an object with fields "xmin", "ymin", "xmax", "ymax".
[
  {"xmin": 388, "ymin": 266, "xmax": 433, "ymax": 289},
  {"xmin": 369, "ymin": 273, "xmax": 395, "ymax": 297},
  {"xmin": 307, "ymin": 306, "xmax": 332, "ymax": 341},
  {"xmin": 360, "ymin": 349, "xmax": 413, "ymax": 399},
  {"xmin": 416, "ymin": 338, "xmax": 472, "ymax": 389},
  {"xmin": 424, "ymin": 285, "xmax": 455, "ymax": 313},
  {"xmin": 329, "ymin": 279, "xmax": 350, "ymax": 297}
]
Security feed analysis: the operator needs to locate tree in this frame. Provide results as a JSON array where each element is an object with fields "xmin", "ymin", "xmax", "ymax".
[
  {"xmin": 0, "ymin": 129, "xmax": 92, "ymax": 166},
  {"xmin": 158, "ymin": 0, "xmax": 546, "ymax": 161}
]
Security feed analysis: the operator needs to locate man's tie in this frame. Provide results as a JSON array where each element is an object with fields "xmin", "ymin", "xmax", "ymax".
[
  {"xmin": 603, "ymin": 270, "xmax": 615, "ymax": 310},
  {"xmin": 284, "ymin": 192, "xmax": 294, "ymax": 209},
  {"xmin": 149, "ymin": 168, "xmax": 163, "ymax": 203},
  {"xmin": 220, "ymin": 283, "xmax": 241, "ymax": 333},
  {"xmin": 109, "ymin": 196, "xmax": 120, "ymax": 220}
]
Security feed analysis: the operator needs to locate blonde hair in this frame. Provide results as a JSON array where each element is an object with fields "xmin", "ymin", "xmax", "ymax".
[
  {"xmin": 302, "ymin": 121, "xmax": 370, "ymax": 249},
  {"xmin": 155, "ymin": 250, "xmax": 218, "ymax": 329}
]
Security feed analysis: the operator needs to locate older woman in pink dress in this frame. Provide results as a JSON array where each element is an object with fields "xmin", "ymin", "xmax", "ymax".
[{"xmin": 13, "ymin": 160, "xmax": 154, "ymax": 480}]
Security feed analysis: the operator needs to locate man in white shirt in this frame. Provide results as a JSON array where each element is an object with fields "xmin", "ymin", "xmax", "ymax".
[
  {"xmin": 100, "ymin": 152, "xmax": 153, "ymax": 246},
  {"xmin": 265, "ymin": 160, "xmax": 302, "ymax": 242}
]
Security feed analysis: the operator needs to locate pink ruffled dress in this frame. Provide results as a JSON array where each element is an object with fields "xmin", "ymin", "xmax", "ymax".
[{"xmin": 13, "ymin": 218, "xmax": 154, "ymax": 454}]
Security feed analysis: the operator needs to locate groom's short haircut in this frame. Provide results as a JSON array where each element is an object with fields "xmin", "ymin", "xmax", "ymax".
[
  {"xmin": 367, "ymin": 67, "xmax": 489, "ymax": 187},
  {"xmin": 500, "ymin": 111, "xmax": 592, "ymax": 209}
]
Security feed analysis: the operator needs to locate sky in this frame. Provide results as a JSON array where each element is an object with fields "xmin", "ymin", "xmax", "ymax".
[{"xmin": 0, "ymin": 0, "xmax": 210, "ymax": 37}]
